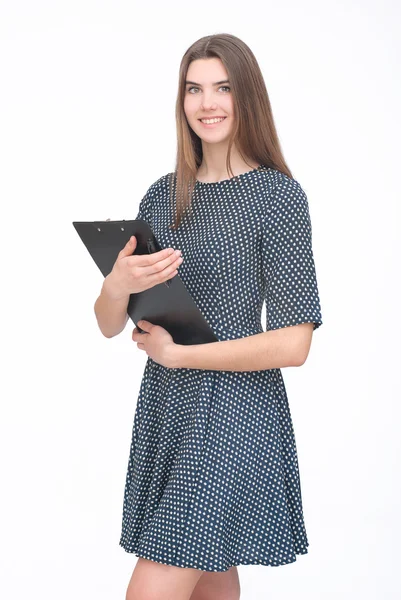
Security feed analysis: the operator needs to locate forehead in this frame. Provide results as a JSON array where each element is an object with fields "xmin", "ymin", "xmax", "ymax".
[{"xmin": 186, "ymin": 57, "xmax": 228, "ymax": 83}]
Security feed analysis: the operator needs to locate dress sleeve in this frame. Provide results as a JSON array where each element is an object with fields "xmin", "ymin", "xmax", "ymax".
[
  {"xmin": 134, "ymin": 178, "xmax": 161, "ymax": 225},
  {"xmin": 261, "ymin": 177, "xmax": 323, "ymax": 332}
]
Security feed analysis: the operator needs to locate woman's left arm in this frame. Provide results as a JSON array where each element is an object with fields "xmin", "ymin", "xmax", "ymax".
[{"xmin": 169, "ymin": 322, "xmax": 314, "ymax": 371}]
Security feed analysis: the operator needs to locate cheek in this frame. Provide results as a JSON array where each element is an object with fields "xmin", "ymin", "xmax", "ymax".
[
  {"xmin": 184, "ymin": 96, "xmax": 196, "ymax": 118},
  {"xmin": 224, "ymin": 96, "xmax": 234, "ymax": 116}
]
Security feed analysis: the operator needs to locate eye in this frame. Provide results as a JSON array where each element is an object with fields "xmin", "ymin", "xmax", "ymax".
[{"xmin": 186, "ymin": 85, "xmax": 231, "ymax": 94}]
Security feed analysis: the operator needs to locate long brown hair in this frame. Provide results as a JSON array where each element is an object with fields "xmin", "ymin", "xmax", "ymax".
[{"xmin": 169, "ymin": 33, "xmax": 293, "ymax": 230}]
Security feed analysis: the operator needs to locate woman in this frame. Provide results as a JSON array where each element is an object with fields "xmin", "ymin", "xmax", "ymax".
[{"xmin": 95, "ymin": 33, "xmax": 323, "ymax": 600}]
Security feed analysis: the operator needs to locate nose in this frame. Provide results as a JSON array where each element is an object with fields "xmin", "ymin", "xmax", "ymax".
[{"xmin": 200, "ymin": 90, "xmax": 218, "ymax": 111}]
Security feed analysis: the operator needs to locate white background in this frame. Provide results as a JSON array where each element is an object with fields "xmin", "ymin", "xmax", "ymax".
[{"xmin": 1, "ymin": 1, "xmax": 400, "ymax": 598}]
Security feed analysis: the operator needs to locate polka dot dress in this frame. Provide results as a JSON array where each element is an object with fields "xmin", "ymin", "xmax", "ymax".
[{"xmin": 119, "ymin": 164, "xmax": 323, "ymax": 572}]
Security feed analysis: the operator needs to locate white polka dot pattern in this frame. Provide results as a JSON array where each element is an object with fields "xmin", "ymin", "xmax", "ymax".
[
  {"xmin": 261, "ymin": 177, "xmax": 322, "ymax": 332},
  {"xmin": 119, "ymin": 165, "xmax": 323, "ymax": 571}
]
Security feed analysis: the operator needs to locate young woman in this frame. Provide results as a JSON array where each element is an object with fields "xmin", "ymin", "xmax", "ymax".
[{"xmin": 95, "ymin": 33, "xmax": 323, "ymax": 600}]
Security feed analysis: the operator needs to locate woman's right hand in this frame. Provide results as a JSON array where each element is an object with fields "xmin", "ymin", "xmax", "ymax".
[{"xmin": 104, "ymin": 236, "xmax": 183, "ymax": 300}]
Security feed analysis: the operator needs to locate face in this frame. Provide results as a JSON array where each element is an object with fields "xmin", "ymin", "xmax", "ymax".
[{"xmin": 183, "ymin": 57, "xmax": 234, "ymax": 144}]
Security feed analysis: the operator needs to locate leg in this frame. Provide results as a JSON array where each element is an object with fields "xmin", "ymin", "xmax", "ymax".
[
  {"xmin": 189, "ymin": 566, "xmax": 241, "ymax": 600},
  {"xmin": 126, "ymin": 556, "xmax": 205, "ymax": 600}
]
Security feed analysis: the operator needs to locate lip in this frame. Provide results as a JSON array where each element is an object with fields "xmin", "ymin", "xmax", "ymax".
[{"xmin": 198, "ymin": 116, "xmax": 227, "ymax": 128}]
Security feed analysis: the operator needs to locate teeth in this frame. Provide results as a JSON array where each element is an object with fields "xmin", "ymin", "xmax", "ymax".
[{"xmin": 201, "ymin": 117, "xmax": 225, "ymax": 124}]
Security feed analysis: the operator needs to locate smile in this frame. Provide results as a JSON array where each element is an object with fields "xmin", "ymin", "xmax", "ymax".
[{"xmin": 198, "ymin": 117, "xmax": 227, "ymax": 126}]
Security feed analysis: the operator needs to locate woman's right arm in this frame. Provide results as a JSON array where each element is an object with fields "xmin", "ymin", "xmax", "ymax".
[
  {"xmin": 93, "ymin": 235, "xmax": 183, "ymax": 339},
  {"xmin": 94, "ymin": 274, "xmax": 130, "ymax": 338}
]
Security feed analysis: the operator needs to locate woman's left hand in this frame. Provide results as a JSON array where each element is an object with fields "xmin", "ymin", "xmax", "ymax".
[{"xmin": 132, "ymin": 320, "xmax": 179, "ymax": 368}]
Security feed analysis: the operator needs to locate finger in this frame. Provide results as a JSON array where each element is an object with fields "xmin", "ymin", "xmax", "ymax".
[
  {"xmin": 118, "ymin": 236, "xmax": 138, "ymax": 259},
  {"xmin": 140, "ymin": 249, "xmax": 182, "ymax": 279},
  {"xmin": 134, "ymin": 247, "xmax": 177, "ymax": 269}
]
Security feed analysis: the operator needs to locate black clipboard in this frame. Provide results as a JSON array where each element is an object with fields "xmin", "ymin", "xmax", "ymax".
[{"xmin": 72, "ymin": 219, "xmax": 219, "ymax": 345}]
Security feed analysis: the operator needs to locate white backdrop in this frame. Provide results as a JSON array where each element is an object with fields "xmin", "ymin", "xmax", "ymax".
[{"xmin": 1, "ymin": 1, "xmax": 400, "ymax": 598}]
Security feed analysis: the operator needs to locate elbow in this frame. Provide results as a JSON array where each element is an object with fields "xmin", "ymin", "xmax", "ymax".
[
  {"xmin": 94, "ymin": 314, "xmax": 115, "ymax": 339},
  {"xmin": 100, "ymin": 330, "xmax": 114, "ymax": 339},
  {"xmin": 289, "ymin": 343, "xmax": 311, "ymax": 367},
  {"xmin": 293, "ymin": 354, "xmax": 307, "ymax": 367},
  {"xmin": 98, "ymin": 323, "xmax": 121, "ymax": 339},
  {"xmin": 290, "ymin": 323, "xmax": 314, "ymax": 366},
  {"xmin": 291, "ymin": 346, "xmax": 311, "ymax": 367}
]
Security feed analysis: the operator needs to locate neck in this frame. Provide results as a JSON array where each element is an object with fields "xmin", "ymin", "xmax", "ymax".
[{"xmin": 197, "ymin": 143, "xmax": 259, "ymax": 182}]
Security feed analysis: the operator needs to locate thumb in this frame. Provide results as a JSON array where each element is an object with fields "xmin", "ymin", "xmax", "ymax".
[{"xmin": 118, "ymin": 235, "xmax": 137, "ymax": 259}]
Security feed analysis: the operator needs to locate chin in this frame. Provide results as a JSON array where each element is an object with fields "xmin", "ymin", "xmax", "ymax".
[
  {"xmin": 199, "ymin": 134, "xmax": 231, "ymax": 144},
  {"xmin": 189, "ymin": 118, "xmax": 232, "ymax": 139},
  {"xmin": 194, "ymin": 124, "xmax": 231, "ymax": 140}
]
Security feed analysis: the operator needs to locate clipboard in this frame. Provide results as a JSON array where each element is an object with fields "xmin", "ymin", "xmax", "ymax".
[{"xmin": 72, "ymin": 219, "xmax": 219, "ymax": 345}]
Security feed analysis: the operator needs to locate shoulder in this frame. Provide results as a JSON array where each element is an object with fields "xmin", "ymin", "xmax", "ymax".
[
  {"xmin": 144, "ymin": 172, "xmax": 172, "ymax": 196},
  {"xmin": 259, "ymin": 168, "xmax": 309, "ymax": 215},
  {"xmin": 259, "ymin": 168, "xmax": 312, "ymax": 237},
  {"xmin": 139, "ymin": 173, "xmax": 173, "ymax": 213}
]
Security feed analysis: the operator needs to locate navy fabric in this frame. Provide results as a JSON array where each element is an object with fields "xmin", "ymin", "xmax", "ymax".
[{"xmin": 119, "ymin": 165, "xmax": 323, "ymax": 571}]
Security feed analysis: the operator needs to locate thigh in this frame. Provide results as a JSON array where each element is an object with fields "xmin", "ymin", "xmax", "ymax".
[
  {"xmin": 126, "ymin": 557, "xmax": 205, "ymax": 600},
  {"xmin": 189, "ymin": 566, "xmax": 241, "ymax": 600}
]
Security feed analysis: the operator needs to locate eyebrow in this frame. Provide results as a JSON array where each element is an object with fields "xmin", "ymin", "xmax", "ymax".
[{"xmin": 185, "ymin": 80, "xmax": 230, "ymax": 86}]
